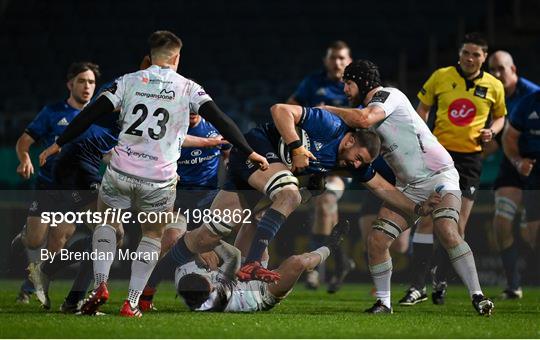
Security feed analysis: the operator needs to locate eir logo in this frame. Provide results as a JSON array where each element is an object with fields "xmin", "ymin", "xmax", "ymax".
[{"xmin": 448, "ymin": 98, "xmax": 476, "ymax": 126}]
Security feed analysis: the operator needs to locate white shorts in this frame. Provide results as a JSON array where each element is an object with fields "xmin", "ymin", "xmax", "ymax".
[
  {"xmin": 397, "ymin": 168, "xmax": 462, "ymax": 204},
  {"xmin": 99, "ymin": 166, "xmax": 177, "ymax": 212},
  {"xmin": 226, "ymin": 281, "xmax": 279, "ymax": 312}
]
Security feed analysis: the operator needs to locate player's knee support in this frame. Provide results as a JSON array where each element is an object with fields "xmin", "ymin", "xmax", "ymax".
[
  {"xmin": 264, "ymin": 170, "xmax": 299, "ymax": 201},
  {"xmin": 372, "ymin": 218, "xmax": 403, "ymax": 240},
  {"xmin": 369, "ymin": 259, "xmax": 393, "ymax": 276},
  {"xmin": 164, "ymin": 214, "xmax": 187, "ymax": 232},
  {"xmin": 204, "ymin": 218, "xmax": 234, "ymax": 237},
  {"xmin": 494, "ymin": 196, "xmax": 518, "ymax": 221},
  {"xmin": 447, "ymin": 241, "xmax": 472, "ymax": 262},
  {"xmin": 432, "ymin": 207, "xmax": 460, "ymax": 224}
]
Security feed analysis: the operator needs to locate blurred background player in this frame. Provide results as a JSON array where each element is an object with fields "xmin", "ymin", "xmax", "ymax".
[
  {"xmin": 400, "ymin": 33, "xmax": 506, "ymax": 306},
  {"xmin": 12, "ymin": 62, "xmax": 100, "ymax": 304},
  {"xmin": 138, "ymin": 110, "xmax": 231, "ymax": 311},
  {"xmin": 287, "ymin": 41, "xmax": 354, "ymax": 291},
  {"xmin": 488, "ymin": 50, "xmax": 540, "ymax": 299},
  {"xmin": 501, "ymin": 89, "xmax": 540, "ymax": 295},
  {"xmin": 29, "ymin": 71, "xmax": 129, "ymax": 312}
]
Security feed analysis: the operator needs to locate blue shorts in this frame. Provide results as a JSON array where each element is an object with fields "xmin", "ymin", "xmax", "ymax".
[
  {"xmin": 175, "ymin": 186, "xmax": 220, "ymax": 230},
  {"xmin": 225, "ymin": 127, "xmax": 283, "ymax": 191},
  {"xmin": 51, "ymin": 143, "xmax": 102, "ymax": 212}
]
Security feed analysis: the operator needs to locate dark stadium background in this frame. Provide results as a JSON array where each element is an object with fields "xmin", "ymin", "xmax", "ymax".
[{"xmin": 0, "ymin": 0, "xmax": 538, "ymax": 285}]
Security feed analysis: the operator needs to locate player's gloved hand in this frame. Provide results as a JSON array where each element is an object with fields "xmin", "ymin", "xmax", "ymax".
[
  {"xmin": 290, "ymin": 146, "xmax": 316, "ymax": 173},
  {"xmin": 248, "ymin": 152, "xmax": 269, "ymax": 171},
  {"xmin": 513, "ymin": 157, "xmax": 536, "ymax": 176},
  {"xmin": 415, "ymin": 192, "xmax": 442, "ymax": 216},
  {"xmin": 39, "ymin": 143, "xmax": 61, "ymax": 167},
  {"xmin": 196, "ymin": 251, "xmax": 220, "ymax": 271},
  {"xmin": 17, "ymin": 158, "xmax": 34, "ymax": 179}
]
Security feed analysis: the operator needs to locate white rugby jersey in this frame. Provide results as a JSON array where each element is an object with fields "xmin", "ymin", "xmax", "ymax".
[
  {"xmin": 367, "ymin": 87, "xmax": 454, "ymax": 185},
  {"xmin": 103, "ymin": 65, "xmax": 212, "ymax": 181}
]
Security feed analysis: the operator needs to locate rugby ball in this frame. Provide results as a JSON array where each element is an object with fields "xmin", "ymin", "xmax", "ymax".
[{"xmin": 277, "ymin": 127, "xmax": 311, "ymax": 169}]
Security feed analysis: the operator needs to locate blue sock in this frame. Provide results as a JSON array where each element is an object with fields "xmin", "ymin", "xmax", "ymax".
[
  {"xmin": 146, "ymin": 249, "xmax": 177, "ymax": 289},
  {"xmin": 21, "ymin": 278, "xmax": 35, "ymax": 294},
  {"xmin": 65, "ymin": 236, "xmax": 93, "ymax": 304},
  {"xmin": 501, "ymin": 243, "xmax": 520, "ymax": 290},
  {"xmin": 245, "ymin": 208, "xmax": 286, "ymax": 263},
  {"xmin": 169, "ymin": 236, "xmax": 195, "ymax": 267}
]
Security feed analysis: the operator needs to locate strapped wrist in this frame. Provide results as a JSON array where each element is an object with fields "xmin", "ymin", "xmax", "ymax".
[{"xmin": 288, "ymin": 140, "xmax": 302, "ymax": 150}]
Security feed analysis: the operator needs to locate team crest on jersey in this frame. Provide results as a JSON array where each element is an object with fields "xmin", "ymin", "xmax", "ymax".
[
  {"xmin": 474, "ymin": 86, "xmax": 488, "ymax": 99},
  {"xmin": 370, "ymin": 91, "xmax": 390, "ymax": 104},
  {"xmin": 314, "ymin": 141, "xmax": 323, "ymax": 151}
]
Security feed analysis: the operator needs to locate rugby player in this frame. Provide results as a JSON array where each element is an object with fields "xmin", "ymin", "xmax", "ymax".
[
  {"xmin": 13, "ymin": 62, "xmax": 99, "ymax": 303},
  {"xmin": 321, "ymin": 59, "xmax": 494, "ymax": 315},
  {"xmin": 40, "ymin": 30, "xmax": 267, "ymax": 317},
  {"xmin": 501, "ymin": 89, "xmax": 540, "ymax": 294},
  {"xmin": 488, "ymin": 51, "xmax": 540, "ymax": 299},
  {"xmin": 176, "ymin": 221, "xmax": 350, "ymax": 312}
]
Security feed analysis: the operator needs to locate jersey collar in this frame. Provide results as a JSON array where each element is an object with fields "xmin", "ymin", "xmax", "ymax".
[{"xmin": 455, "ymin": 65, "xmax": 484, "ymax": 90}]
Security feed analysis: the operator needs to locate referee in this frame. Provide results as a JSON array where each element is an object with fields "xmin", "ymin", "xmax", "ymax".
[{"xmin": 399, "ymin": 33, "xmax": 506, "ymax": 306}]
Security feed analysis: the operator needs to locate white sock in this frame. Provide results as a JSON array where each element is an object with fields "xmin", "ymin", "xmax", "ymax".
[
  {"xmin": 26, "ymin": 247, "xmax": 43, "ymax": 263},
  {"xmin": 448, "ymin": 241, "xmax": 483, "ymax": 298},
  {"xmin": 127, "ymin": 236, "xmax": 161, "ymax": 307},
  {"xmin": 92, "ymin": 224, "xmax": 117, "ymax": 288},
  {"xmin": 311, "ymin": 246, "xmax": 331, "ymax": 263},
  {"xmin": 370, "ymin": 259, "xmax": 393, "ymax": 308}
]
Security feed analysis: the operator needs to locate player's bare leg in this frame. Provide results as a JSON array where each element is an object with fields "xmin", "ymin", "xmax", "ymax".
[{"xmin": 269, "ymin": 251, "xmax": 329, "ymax": 299}]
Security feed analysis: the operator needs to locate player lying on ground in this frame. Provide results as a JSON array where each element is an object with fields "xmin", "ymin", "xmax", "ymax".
[{"xmin": 176, "ymin": 221, "xmax": 350, "ymax": 312}]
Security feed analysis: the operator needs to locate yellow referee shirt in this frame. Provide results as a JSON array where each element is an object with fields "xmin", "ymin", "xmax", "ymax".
[{"xmin": 418, "ymin": 66, "xmax": 506, "ymax": 153}]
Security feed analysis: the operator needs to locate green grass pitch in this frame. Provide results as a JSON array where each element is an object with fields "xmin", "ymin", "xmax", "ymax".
[{"xmin": 0, "ymin": 280, "xmax": 539, "ymax": 338}]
